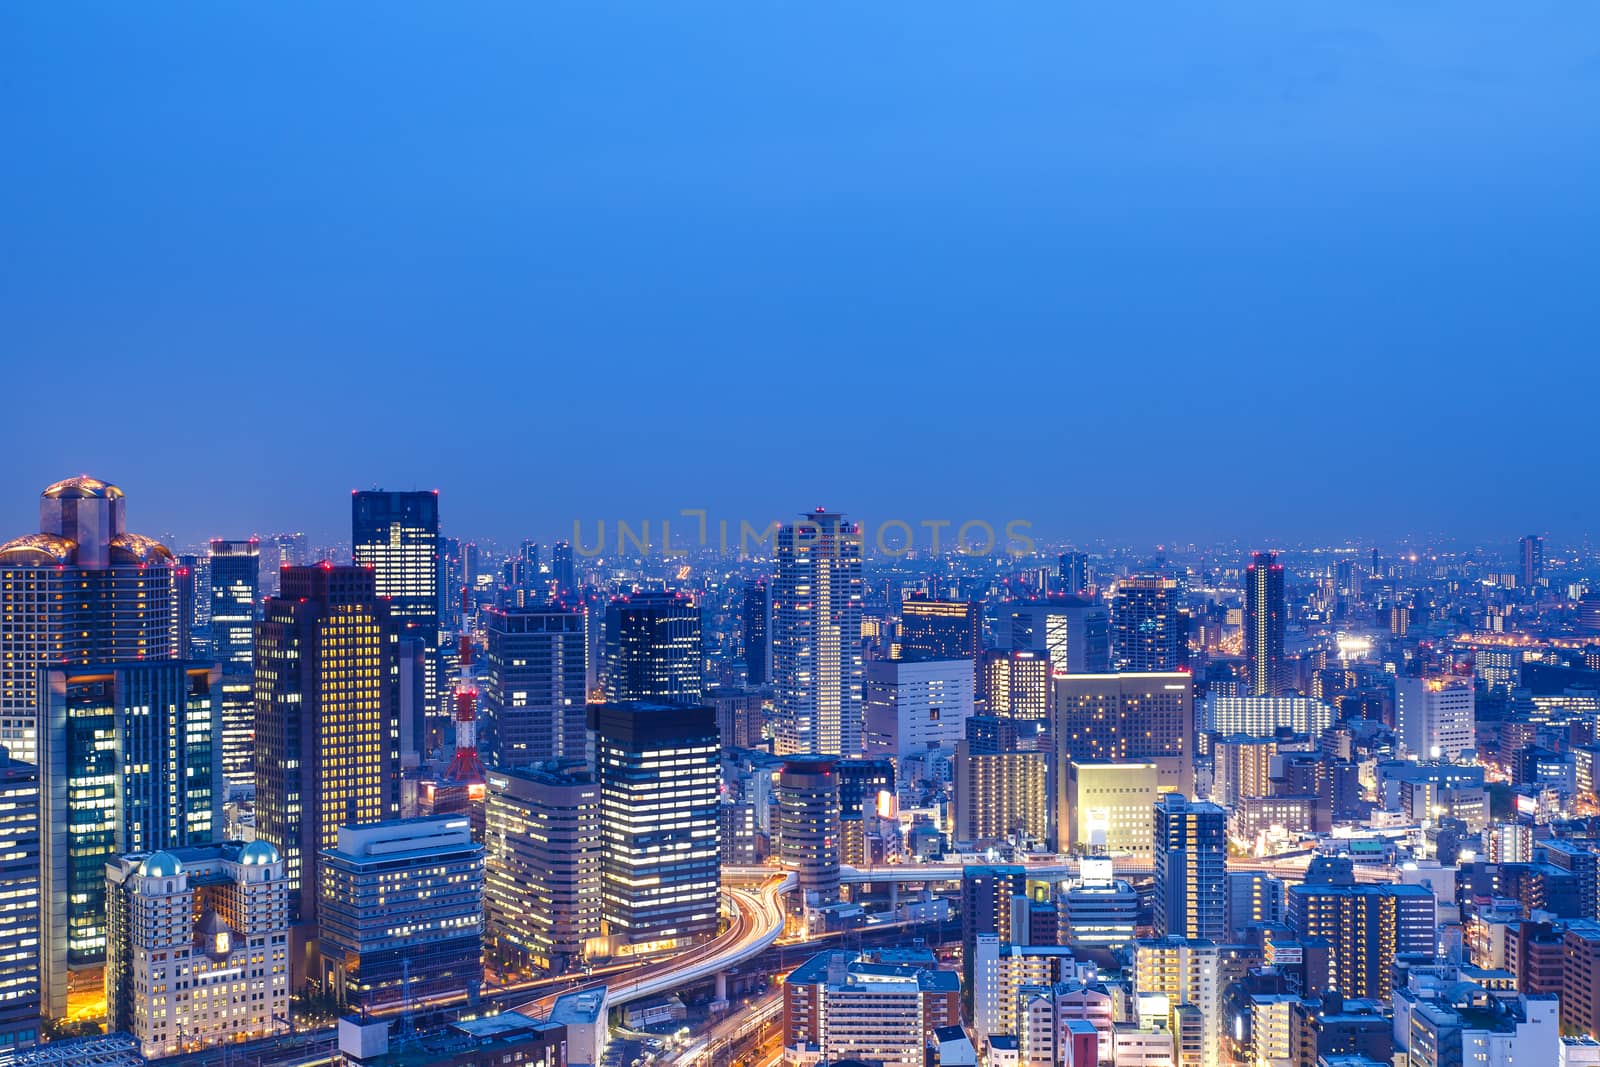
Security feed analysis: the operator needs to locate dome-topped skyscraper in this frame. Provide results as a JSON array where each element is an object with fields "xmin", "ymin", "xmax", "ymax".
[{"xmin": 0, "ymin": 475, "xmax": 176, "ymax": 764}]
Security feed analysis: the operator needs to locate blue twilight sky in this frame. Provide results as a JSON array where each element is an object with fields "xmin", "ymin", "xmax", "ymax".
[{"xmin": 3, "ymin": 2, "xmax": 1598, "ymax": 550}]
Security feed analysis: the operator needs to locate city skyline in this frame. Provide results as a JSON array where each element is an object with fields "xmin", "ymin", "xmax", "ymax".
[{"xmin": 6, "ymin": 4, "xmax": 1599, "ymax": 544}]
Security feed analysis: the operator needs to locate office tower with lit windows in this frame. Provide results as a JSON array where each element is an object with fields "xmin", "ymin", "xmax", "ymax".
[
  {"xmin": 1112, "ymin": 576, "xmax": 1183, "ymax": 671},
  {"xmin": 742, "ymin": 578, "xmax": 771, "ymax": 685},
  {"xmin": 1286, "ymin": 882, "xmax": 1435, "ymax": 999},
  {"xmin": 105, "ymin": 841, "xmax": 289, "ymax": 1060},
  {"xmin": 318, "ymin": 816, "xmax": 485, "ymax": 1012},
  {"xmin": 979, "ymin": 649, "xmax": 1051, "ymax": 720},
  {"xmin": 1395, "ymin": 675, "xmax": 1476, "ymax": 761},
  {"xmin": 777, "ymin": 757, "xmax": 842, "ymax": 914},
  {"xmin": 39, "ymin": 662, "xmax": 220, "ymax": 1020},
  {"xmin": 254, "ymin": 564, "xmax": 400, "ymax": 933},
  {"xmin": 953, "ymin": 739, "xmax": 1048, "ymax": 848},
  {"xmin": 1059, "ymin": 552, "xmax": 1091, "ymax": 596},
  {"xmin": 1245, "ymin": 552, "xmax": 1286, "ymax": 696},
  {"xmin": 1153, "ymin": 794, "xmax": 1227, "ymax": 942},
  {"xmin": 1063, "ymin": 759, "xmax": 1160, "ymax": 855},
  {"xmin": 1519, "ymin": 534, "xmax": 1543, "ymax": 589},
  {"xmin": 484, "ymin": 763, "xmax": 601, "ymax": 974},
  {"xmin": 589, "ymin": 701, "xmax": 720, "ymax": 954},
  {"xmin": 352, "ymin": 490, "xmax": 441, "ymax": 722},
  {"xmin": 1054, "ymin": 672, "xmax": 1194, "ymax": 815},
  {"xmin": 1010, "ymin": 599, "xmax": 1111, "ymax": 673},
  {"xmin": 0, "ymin": 749, "xmax": 40, "ymax": 1052},
  {"xmin": 209, "ymin": 538, "xmax": 260, "ymax": 794},
  {"xmin": 772, "ymin": 510, "xmax": 864, "ymax": 756},
  {"xmin": 1132, "ymin": 936, "xmax": 1221, "ymax": 1067},
  {"xmin": 1225, "ymin": 871, "xmax": 1284, "ymax": 942},
  {"xmin": 483, "ymin": 604, "xmax": 589, "ymax": 766},
  {"xmin": 0, "ymin": 475, "xmax": 176, "ymax": 766},
  {"xmin": 899, "ymin": 596, "xmax": 982, "ymax": 661},
  {"xmin": 603, "ymin": 591, "xmax": 703, "ymax": 704}
]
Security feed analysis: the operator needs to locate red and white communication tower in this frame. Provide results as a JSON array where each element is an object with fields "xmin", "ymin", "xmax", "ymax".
[{"xmin": 444, "ymin": 589, "xmax": 487, "ymax": 797}]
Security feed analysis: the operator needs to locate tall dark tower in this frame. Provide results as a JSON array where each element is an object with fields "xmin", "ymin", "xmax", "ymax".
[
  {"xmin": 742, "ymin": 579, "xmax": 771, "ymax": 685},
  {"xmin": 1245, "ymin": 551, "xmax": 1286, "ymax": 696},
  {"xmin": 1519, "ymin": 535, "xmax": 1544, "ymax": 589},
  {"xmin": 1058, "ymin": 551, "xmax": 1091, "ymax": 596},
  {"xmin": 352, "ymin": 490, "xmax": 441, "ymax": 727},
  {"xmin": 604, "ymin": 591, "xmax": 703, "ymax": 703},
  {"xmin": 209, "ymin": 538, "xmax": 260, "ymax": 794}
]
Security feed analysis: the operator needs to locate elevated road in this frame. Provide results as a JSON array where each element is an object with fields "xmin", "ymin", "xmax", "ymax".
[{"xmin": 515, "ymin": 874, "xmax": 794, "ymax": 1017}]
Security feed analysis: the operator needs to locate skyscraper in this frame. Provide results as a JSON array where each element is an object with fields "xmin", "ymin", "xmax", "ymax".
[
  {"xmin": 1059, "ymin": 552, "xmax": 1091, "ymax": 596},
  {"xmin": 899, "ymin": 596, "xmax": 982, "ymax": 661},
  {"xmin": 1245, "ymin": 551, "xmax": 1285, "ymax": 696},
  {"xmin": 1152, "ymin": 794, "xmax": 1226, "ymax": 942},
  {"xmin": 1519, "ymin": 534, "xmax": 1543, "ymax": 589},
  {"xmin": 318, "ymin": 816, "xmax": 485, "ymax": 1011},
  {"xmin": 1286, "ymin": 883, "xmax": 1435, "ymax": 999},
  {"xmin": 484, "ymin": 763, "xmax": 602, "ymax": 974},
  {"xmin": 777, "ymin": 757, "xmax": 842, "ymax": 914},
  {"xmin": 254, "ymin": 564, "xmax": 400, "ymax": 932},
  {"xmin": 1113, "ymin": 576, "xmax": 1183, "ymax": 671},
  {"xmin": 1395, "ymin": 675, "xmax": 1476, "ymax": 761},
  {"xmin": 742, "ymin": 578, "xmax": 771, "ymax": 685},
  {"xmin": 352, "ymin": 490, "xmax": 441, "ymax": 722},
  {"xmin": 978, "ymin": 649, "xmax": 1051, "ymax": 720},
  {"xmin": 550, "ymin": 539, "xmax": 576, "ymax": 600},
  {"xmin": 1054, "ymin": 672, "xmax": 1195, "ymax": 801},
  {"xmin": 483, "ymin": 604, "xmax": 590, "ymax": 766},
  {"xmin": 1010, "ymin": 598, "xmax": 1112, "ymax": 673},
  {"xmin": 0, "ymin": 749, "xmax": 40, "ymax": 1051},
  {"xmin": 604, "ymin": 591, "xmax": 703, "ymax": 703},
  {"xmin": 589, "ymin": 701, "xmax": 720, "ymax": 954},
  {"xmin": 39, "ymin": 662, "xmax": 220, "ymax": 1020},
  {"xmin": 0, "ymin": 475, "xmax": 176, "ymax": 766},
  {"xmin": 174, "ymin": 555, "xmax": 199, "ymax": 659},
  {"xmin": 209, "ymin": 538, "xmax": 260, "ymax": 794},
  {"xmin": 773, "ymin": 510, "xmax": 864, "ymax": 757}
]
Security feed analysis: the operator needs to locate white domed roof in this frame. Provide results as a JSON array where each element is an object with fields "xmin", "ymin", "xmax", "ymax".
[
  {"xmin": 139, "ymin": 851, "xmax": 183, "ymax": 878},
  {"xmin": 238, "ymin": 840, "xmax": 280, "ymax": 866}
]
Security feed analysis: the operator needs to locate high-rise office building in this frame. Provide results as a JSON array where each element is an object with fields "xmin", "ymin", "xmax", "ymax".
[
  {"xmin": 1153, "ymin": 794, "xmax": 1226, "ymax": 942},
  {"xmin": 1202, "ymin": 694, "xmax": 1334, "ymax": 739},
  {"xmin": 352, "ymin": 490, "xmax": 441, "ymax": 722},
  {"xmin": 258, "ymin": 532, "xmax": 308, "ymax": 597},
  {"xmin": 254, "ymin": 564, "xmax": 400, "ymax": 932},
  {"xmin": 777, "ymin": 757, "xmax": 842, "ymax": 914},
  {"xmin": 550, "ymin": 540, "xmax": 576, "ymax": 600},
  {"xmin": 603, "ymin": 592, "xmax": 703, "ymax": 704},
  {"xmin": 39, "ymin": 662, "xmax": 220, "ymax": 1020},
  {"xmin": 482, "ymin": 604, "xmax": 589, "ymax": 766},
  {"xmin": 1010, "ymin": 599, "xmax": 1111, "ymax": 674},
  {"xmin": 484, "ymin": 764, "xmax": 601, "ymax": 974},
  {"xmin": 1113, "ymin": 576, "xmax": 1183, "ymax": 671},
  {"xmin": 899, "ymin": 596, "xmax": 982, "ymax": 661},
  {"xmin": 0, "ymin": 749, "xmax": 40, "ymax": 1052},
  {"xmin": 1054, "ymin": 672, "xmax": 1194, "ymax": 815},
  {"xmin": 105, "ymin": 841, "xmax": 289, "ymax": 1059},
  {"xmin": 773, "ymin": 510, "xmax": 864, "ymax": 756},
  {"xmin": 209, "ymin": 538, "xmax": 260, "ymax": 794},
  {"xmin": 1224, "ymin": 871, "xmax": 1284, "ymax": 942},
  {"xmin": 1286, "ymin": 883, "xmax": 1435, "ymax": 999},
  {"xmin": 1063, "ymin": 760, "xmax": 1160, "ymax": 856},
  {"xmin": 742, "ymin": 579, "xmax": 771, "ymax": 686},
  {"xmin": 318, "ymin": 816, "xmax": 485, "ymax": 1011},
  {"xmin": 864, "ymin": 657, "xmax": 975, "ymax": 772},
  {"xmin": 978, "ymin": 649, "xmax": 1051, "ymax": 720},
  {"xmin": 1395, "ymin": 675, "xmax": 1476, "ymax": 761},
  {"xmin": 1519, "ymin": 535, "xmax": 1543, "ymax": 589},
  {"xmin": 589, "ymin": 701, "xmax": 720, "ymax": 954},
  {"xmin": 175, "ymin": 555, "xmax": 199, "ymax": 659},
  {"xmin": 1245, "ymin": 552, "xmax": 1286, "ymax": 696},
  {"xmin": 1059, "ymin": 552, "xmax": 1091, "ymax": 596},
  {"xmin": 0, "ymin": 475, "xmax": 176, "ymax": 766}
]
